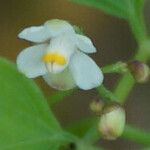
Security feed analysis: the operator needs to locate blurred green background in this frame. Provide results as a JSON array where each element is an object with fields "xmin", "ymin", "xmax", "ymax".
[{"xmin": 0, "ymin": 0, "xmax": 150, "ymax": 149}]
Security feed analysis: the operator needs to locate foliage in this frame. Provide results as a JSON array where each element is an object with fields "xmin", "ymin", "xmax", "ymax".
[
  {"xmin": 0, "ymin": 58, "xmax": 70, "ymax": 150},
  {"xmin": 70, "ymin": 0, "xmax": 145, "ymax": 19},
  {"xmin": 0, "ymin": 0, "xmax": 150, "ymax": 150}
]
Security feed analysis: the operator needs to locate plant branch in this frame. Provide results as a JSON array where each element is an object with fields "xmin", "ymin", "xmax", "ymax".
[
  {"xmin": 127, "ymin": 0, "xmax": 147, "ymax": 44},
  {"xmin": 97, "ymin": 85, "xmax": 118, "ymax": 102},
  {"xmin": 102, "ymin": 62, "xmax": 127, "ymax": 74},
  {"xmin": 122, "ymin": 125, "xmax": 150, "ymax": 146}
]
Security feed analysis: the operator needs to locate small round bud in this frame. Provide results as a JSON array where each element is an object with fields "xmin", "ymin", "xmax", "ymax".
[
  {"xmin": 98, "ymin": 103, "xmax": 126, "ymax": 140},
  {"xmin": 128, "ymin": 60, "xmax": 150, "ymax": 83},
  {"xmin": 90, "ymin": 100, "xmax": 104, "ymax": 115},
  {"xmin": 73, "ymin": 25, "xmax": 84, "ymax": 35}
]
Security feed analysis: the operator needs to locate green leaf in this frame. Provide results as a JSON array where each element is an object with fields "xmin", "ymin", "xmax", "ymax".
[
  {"xmin": 70, "ymin": 0, "xmax": 129, "ymax": 19},
  {"xmin": 70, "ymin": 0, "xmax": 146, "ymax": 19},
  {"xmin": 48, "ymin": 89, "xmax": 74, "ymax": 107},
  {"xmin": 70, "ymin": 0, "xmax": 147, "ymax": 43},
  {"xmin": 130, "ymin": 0, "xmax": 145, "ymax": 13},
  {"xmin": 77, "ymin": 143, "xmax": 105, "ymax": 150},
  {"xmin": 0, "ymin": 58, "xmax": 71, "ymax": 150},
  {"xmin": 66, "ymin": 117, "xmax": 97, "ymax": 138}
]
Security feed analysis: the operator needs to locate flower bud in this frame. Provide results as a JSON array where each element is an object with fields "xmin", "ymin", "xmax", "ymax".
[
  {"xmin": 73, "ymin": 25, "xmax": 84, "ymax": 34},
  {"xmin": 90, "ymin": 100, "xmax": 104, "ymax": 115},
  {"xmin": 128, "ymin": 60, "xmax": 150, "ymax": 83},
  {"xmin": 98, "ymin": 103, "xmax": 126, "ymax": 140}
]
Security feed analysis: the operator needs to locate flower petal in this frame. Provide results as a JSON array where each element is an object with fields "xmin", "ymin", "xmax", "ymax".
[
  {"xmin": 17, "ymin": 44, "xmax": 48, "ymax": 78},
  {"xmin": 18, "ymin": 26, "xmax": 51, "ymax": 42},
  {"xmin": 75, "ymin": 34, "xmax": 96, "ymax": 53},
  {"xmin": 43, "ymin": 67, "xmax": 76, "ymax": 90},
  {"xmin": 44, "ymin": 19, "xmax": 75, "ymax": 38},
  {"xmin": 69, "ymin": 51, "xmax": 103, "ymax": 90}
]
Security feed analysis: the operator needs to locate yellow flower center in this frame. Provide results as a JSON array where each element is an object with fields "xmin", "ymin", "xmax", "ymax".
[{"xmin": 42, "ymin": 52, "xmax": 66, "ymax": 65}]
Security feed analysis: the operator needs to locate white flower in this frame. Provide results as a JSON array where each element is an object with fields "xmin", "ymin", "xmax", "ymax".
[{"xmin": 17, "ymin": 19, "xmax": 104, "ymax": 90}]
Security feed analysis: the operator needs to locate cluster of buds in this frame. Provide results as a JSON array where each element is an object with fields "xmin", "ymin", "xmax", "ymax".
[
  {"xmin": 89, "ymin": 60, "xmax": 149, "ymax": 140},
  {"xmin": 90, "ymin": 100, "xmax": 126, "ymax": 140}
]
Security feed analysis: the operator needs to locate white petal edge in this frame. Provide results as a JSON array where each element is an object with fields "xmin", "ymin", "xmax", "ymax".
[
  {"xmin": 43, "ymin": 67, "xmax": 76, "ymax": 90},
  {"xmin": 69, "ymin": 51, "xmax": 103, "ymax": 90},
  {"xmin": 18, "ymin": 25, "xmax": 51, "ymax": 42},
  {"xmin": 44, "ymin": 19, "xmax": 75, "ymax": 38},
  {"xmin": 75, "ymin": 34, "xmax": 96, "ymax": 53},
  {"xmin": 17, "ymin": 44, "xmax": 48, "ymax": 78}
]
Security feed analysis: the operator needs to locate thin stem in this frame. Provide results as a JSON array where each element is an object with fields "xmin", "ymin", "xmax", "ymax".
[
  {"xmin": 97, "ymin": 85, "xmax": 118, "ymax": 102},
  {"xmin": 127, "ymin": 0, "xmax": 147, "ymax": 43},
  {"xmin": 113, "ymin": 73, "xmax": 135, "ymax": 104},
  {"xmin": 122, "ymin": 125, "xmax": 150, "ymax": 146},
  {"xmin": 102, "ymin": 62, "xmax": 127, "ymax": 74}
]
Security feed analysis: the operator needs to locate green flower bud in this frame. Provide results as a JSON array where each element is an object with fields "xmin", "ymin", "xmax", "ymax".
[
  {"xmin": 98, "ymin": 104, "xmax": 126, "ymax": 140},
  {"xmin": 90, "ymin": 100, "xmax": 104, "ymax": 115},
  {"xmin": 128, "ymin": 60, "xmax": 150, "ymax": 83},
  {"xmin": 73, "ymin": 25, "xmax": 84, "ymax": 35}
]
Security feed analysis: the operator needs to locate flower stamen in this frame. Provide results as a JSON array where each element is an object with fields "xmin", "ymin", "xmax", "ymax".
[
  {"xmin": 42, "ymin": 53, "xmax": 55, "ymax": 62},
  {"xmin": 42, "ymin": 52, "xmax": 66, "ymax": 65}
]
